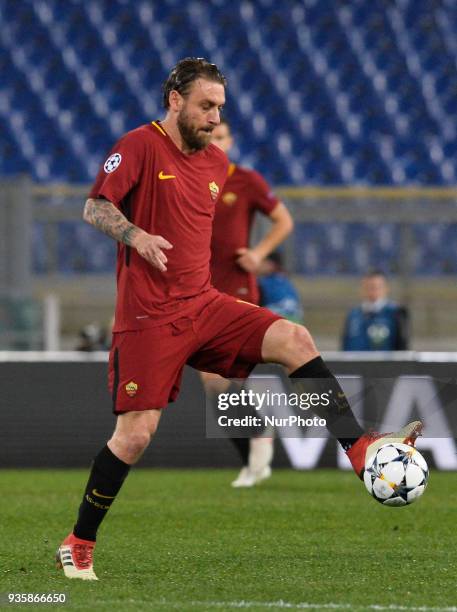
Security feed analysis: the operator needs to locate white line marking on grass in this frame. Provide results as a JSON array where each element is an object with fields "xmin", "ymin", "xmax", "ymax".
[
  {"xmin": 70, "ymin": 600, "xmax": 457, "ymax": 611},
  {"xmin": 179, "ymin": 604, "xmax": 456, "ymax": 611}
]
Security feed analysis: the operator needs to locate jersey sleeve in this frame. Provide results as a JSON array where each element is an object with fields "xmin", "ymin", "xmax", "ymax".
[
  {"xmin": 248, "ymin": 169, "xmax": 280, "ymax": 215},
  {"xmin": 88, "ymin": 130, "xmax": 147, "ymax": 208}
]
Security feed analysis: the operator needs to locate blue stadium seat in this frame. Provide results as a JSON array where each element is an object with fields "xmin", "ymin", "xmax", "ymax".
[
  {"xmin": 2, "ymin": 0, "xmax": 456, "ymax": 186},
  {"xmin": 57, "ymin": 222, "xmax": 115, "ymax": 274}
]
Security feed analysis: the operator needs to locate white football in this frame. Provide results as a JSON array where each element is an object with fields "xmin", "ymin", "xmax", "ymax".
[{"xmin": 364, "ymin": 443, "xmax": 429, "ymax": 506}]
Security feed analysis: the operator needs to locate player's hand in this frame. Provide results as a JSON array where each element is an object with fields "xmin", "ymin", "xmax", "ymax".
[
  {"xmin": 235, "ymin": 248, "xmax": 262, "ymax": 273},
  {"xmin": 132, "ymin": 232, "xmax": 173, "ymax": 271}
]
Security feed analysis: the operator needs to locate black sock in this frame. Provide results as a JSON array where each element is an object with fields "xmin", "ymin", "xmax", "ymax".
[
  {"xmin": 210, "ymin": 382, "xmax": 262, "ymax": 466},
  {"xmin": 230, "ymin": 437, "xmax": 250, "ymax": 466},
  {"xmin": 73, "ymin": 445, "xmax": 130, "ymax": 541},
  {"xmin": 289, "ymin": 356, "xmax": 364, "ymax": 451}
]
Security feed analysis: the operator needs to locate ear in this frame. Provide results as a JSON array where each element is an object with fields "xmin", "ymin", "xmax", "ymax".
[{"xmin": 168, "ymin": 90, "xmax": 184, "ymax": 112}]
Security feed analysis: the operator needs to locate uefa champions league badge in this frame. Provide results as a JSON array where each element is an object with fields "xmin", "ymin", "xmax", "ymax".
[{"xmin": 104, "ymin": 153, "xmax": 122, "ymax": 173}]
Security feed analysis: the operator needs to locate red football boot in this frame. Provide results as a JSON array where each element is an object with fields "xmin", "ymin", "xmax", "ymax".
[
  {"xmin": 56, "ymin": 533, "xmax": 98, "ymax": 580},
  {"xmin": 347, "ymin": 420, "xmax": 423, "ymax": 479}
]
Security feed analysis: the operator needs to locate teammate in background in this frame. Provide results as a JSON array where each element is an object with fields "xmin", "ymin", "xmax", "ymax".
[
  {"xmin": 204, "ymin": 118, "xmax": 293, "ymax": 488},
  {"xmin": 56, "ymin": 58, "xmax": 422, "ymax": 581},
  {"xmin": 209, "ymin": 118, "xmax": 293, "ymax": 307},
  {"xmin": 341, "ymin": 270, "xmax": 410, "ymax": 351}
]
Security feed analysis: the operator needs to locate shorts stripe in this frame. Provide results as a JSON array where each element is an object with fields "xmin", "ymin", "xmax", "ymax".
[{"xmin": 112, "ymin": 348, "xmax": 120, "ymax": 414}]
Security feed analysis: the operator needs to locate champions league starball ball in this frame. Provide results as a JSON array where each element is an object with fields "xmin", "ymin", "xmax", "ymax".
[{"xmin": 363, "ymin": 443, "xmax": 429, "ymax": 506}]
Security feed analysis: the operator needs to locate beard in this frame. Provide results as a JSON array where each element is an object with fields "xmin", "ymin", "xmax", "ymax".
[{"xmin": 177, "ymin": 109, "xmax": 212, "ymax": 151}]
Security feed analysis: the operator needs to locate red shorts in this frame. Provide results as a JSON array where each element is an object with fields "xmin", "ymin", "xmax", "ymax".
[{"xmin": 108, "ymin": 291, "xmax": 281, "ymax": 413}]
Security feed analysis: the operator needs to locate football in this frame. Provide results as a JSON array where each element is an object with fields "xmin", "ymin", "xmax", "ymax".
[{"xmin": 363, "ymin": 443, "xmax": 429, "ymax": 506}]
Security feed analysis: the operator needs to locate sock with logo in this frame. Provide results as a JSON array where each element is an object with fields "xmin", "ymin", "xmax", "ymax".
[
  {"xmin": 73, "ymin": 445, "xmax": 130, "ymax": 541},
  {"xmin": 289, "ymin": 356, "xmax": 364, "ymax": 451}
]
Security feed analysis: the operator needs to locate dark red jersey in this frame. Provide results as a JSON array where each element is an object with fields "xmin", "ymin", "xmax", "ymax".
[
  {"xmin": 210, "ymin": 163, "xmax": 279, "ymax": 304},
  {"xmin": 89, "ymin": 121, "xmax": 229, "ymax": 331}
]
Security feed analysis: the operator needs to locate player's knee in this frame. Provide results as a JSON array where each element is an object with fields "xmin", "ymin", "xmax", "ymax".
[
  {"xmin": 280, "ymin": 322, "xmax": 318, "ymax": 365},
  {"xmin": 128, "ymin": 430, "xmax": 152, "ymax": 455},
  {"xmin": 112, "ymin": 429, "xmax": 151, "ymax": 463}
]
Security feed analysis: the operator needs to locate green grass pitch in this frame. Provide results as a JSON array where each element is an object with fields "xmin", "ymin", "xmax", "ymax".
[{"xmin": 1, "ymin": 469, "xmax": 456, "ymax": 611}]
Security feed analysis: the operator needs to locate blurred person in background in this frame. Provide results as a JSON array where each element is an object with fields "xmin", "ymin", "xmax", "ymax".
[
  {"xmin": 341, "ymin": 270, "xmax": 410, "ymax": 351},
  {"xmin": 76, "ymin": 322, "xmax": 110, "ymax": 352},
  {"xmin": 258, "ymin": 251, "xmax": 304, "ymax": 324},
  {"xmin": 202, "ymin": 118, "xmax": 294, "ymax": 488}
]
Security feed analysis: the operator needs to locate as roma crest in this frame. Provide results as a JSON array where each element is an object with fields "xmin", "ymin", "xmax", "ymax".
[
  {"xmin": 125, "ymin": 381, "xmax": 138, "ymax": 397},
  {"xmin": 209, "ymin": 181, "xmax": 220, "ymax": 201}
]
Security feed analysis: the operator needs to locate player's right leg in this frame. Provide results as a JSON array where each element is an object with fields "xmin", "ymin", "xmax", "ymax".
[
  {"xmin": 56, "ymin": 409, "xmax": 161, "ymax": 580},
  {"xmin": 201, "ymin": 372, "xmax": 249, "ymax": 477},
  {"xmin": 193, "ymin": 293, "xmax": 422, "ymax": 485},
  {"xmin": 231, "ymin": 437, "xmax": 274, "ymax": 488},
  {"xmin": 201, "ymin": 371, "xmax": 273, "ymax": 487},
  {"xmin": 261, "ymin": 319, "xmax": 423, "ymax": 478}
]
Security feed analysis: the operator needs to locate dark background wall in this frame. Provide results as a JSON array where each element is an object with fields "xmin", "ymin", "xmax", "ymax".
[{"xmin": 1, "ymin": 360, "xmax": 456, "ymax": 469}]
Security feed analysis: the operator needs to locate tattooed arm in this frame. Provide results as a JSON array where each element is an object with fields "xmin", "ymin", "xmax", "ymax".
[
  {"xmin": 83, "ymin": 198, "xmax": 140, "ymax": 245},
  {"xmin": 83, "ymin": 198, "xmax": 173, "ymax": 271}
]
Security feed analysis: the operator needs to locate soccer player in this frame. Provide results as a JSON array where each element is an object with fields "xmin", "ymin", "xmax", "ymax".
[
  {"xmin": 56, "ymin": 58, "xmax": 422, "ymax": 580},
  {"xmin": 203, "ymin": 118, "xmax": 294, "ymax": 488}
]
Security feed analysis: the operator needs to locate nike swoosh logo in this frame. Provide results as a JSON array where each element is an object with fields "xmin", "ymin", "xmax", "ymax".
[
  {"xmin": 92, "ymin": 489, "xmax": 116, "ymax": 499},
  {"xmin": 158, "ymin": 170, "xmax": 176, "ymax": 180}
]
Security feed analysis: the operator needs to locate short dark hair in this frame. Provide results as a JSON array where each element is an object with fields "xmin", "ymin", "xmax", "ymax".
[
  {"xmin": 364, "ymin": 269, "xmax": 387, "ymax": 280},
  {"xmin": 162, "ymin": 57, "xmax": 227, "ymax": 109},
  {"xmin": 267, "ymin": 251, "xmax": 284, "ymax": 268}
]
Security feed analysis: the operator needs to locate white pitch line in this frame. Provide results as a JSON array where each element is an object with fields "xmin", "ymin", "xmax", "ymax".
[
  {"xmin": 179, "ymin": 603, "xmax": 457, "ymax": 611},
  {"xmin": 69, "ymin": 599, "xmax": 457, "ymax": 611}
]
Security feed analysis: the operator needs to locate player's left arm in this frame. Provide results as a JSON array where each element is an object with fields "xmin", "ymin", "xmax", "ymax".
[{"xmin": 236, "ymin": 202, "xmax": 294, "ymax": 273}]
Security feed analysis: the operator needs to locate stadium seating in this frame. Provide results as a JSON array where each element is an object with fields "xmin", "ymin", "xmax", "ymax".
[
  {"xmin": 2, "ymin": 0, "xmax": 457, "ymax": 185},
  {"xmin": 2, "ymin": 0, "xmax": 457, "ymax": 275}
]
